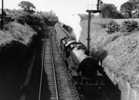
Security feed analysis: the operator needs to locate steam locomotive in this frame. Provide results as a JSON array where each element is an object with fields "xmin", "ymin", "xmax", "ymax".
[
  {"xmin": 60, "ymin": 36, "xmax": 103, "ymax": 85},
  {"xmin": 55, "ymin": 24, "xmax": 121, "ymax": 99}
]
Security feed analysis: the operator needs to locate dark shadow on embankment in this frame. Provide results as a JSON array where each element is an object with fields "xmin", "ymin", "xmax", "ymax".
[
  {"xmin": 0, "ymin": 41, "xmax": 29, "ymax": 100},
  {"xmin": 84, "ymin": 49, "xmax": 121, "ymax": 100},
  {"xmin": 0, "ymin": 33, "xmax": 43, "ymax": 100}
]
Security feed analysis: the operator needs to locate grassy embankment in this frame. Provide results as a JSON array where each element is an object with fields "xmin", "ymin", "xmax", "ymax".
[{"xmin": 80, "ymin": 17, "xmax": 139, "ymax": 85}]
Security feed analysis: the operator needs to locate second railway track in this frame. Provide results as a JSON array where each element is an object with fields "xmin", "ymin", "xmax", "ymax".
[{"xmin": 41, "ymin": 28, "xmax": 80, "ymax": 100}]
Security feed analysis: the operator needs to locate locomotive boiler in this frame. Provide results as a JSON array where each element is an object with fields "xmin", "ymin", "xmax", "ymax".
[{"xmin": 60, "ymin": 36, "xmax": 101, "ymax": 84}]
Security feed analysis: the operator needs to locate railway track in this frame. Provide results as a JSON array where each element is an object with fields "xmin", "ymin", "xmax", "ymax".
[{"xmin": 41, "ymin": 28, "xmax": 79, "ymax": 100}]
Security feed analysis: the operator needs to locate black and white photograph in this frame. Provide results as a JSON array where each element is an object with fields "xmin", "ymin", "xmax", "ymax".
[{"xmin": 0, "ymin": 0, "xmax": 139, "ymax": 100}]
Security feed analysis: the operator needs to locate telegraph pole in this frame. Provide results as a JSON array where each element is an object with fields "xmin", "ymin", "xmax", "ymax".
[
  {"xmin": 86, "ymin": 0, "xmax": 101, "ymax": 55},
  {"xmin": 1, "ymin": 0, "xmax": 4, "ymax": 29},
  {"xmin": 97, "ymin": 0, "xmax": 100, "ymax": 10}
]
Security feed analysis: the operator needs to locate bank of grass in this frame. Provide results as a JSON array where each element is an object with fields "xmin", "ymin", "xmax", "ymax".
[
  {"xmin": 80, "ymin": 17, "xmax": 139, "ymax": 84},
  {"xmin": 0, "ymin": 21, "xmax": 36, "ymax": 46},
  {"xmin": 0, "ymin": 9, "xmax": 58, "ymax": 46},
  {"xmin": 0, "ymin": 31, "xmax": 14, "ymax": 46},
  {"xmin": 5, "ymin": 22, "xmax": 36, "ymax": 45},
  {"xmin": 80, "ymin": 17, "xmax": 139, "ymax": 52}
]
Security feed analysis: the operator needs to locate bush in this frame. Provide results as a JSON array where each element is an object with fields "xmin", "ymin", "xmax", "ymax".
[
  {"xmin": 101, "ymin": 23, "xmax": 107, "ymax": 28},
  {"xmin": 4, "ymin": 22, "xmax": 36, "ymax": 44},
  {"xmin": 106, "ymin": 20, "xmax": 120, "ymax": 34},
  {"xmin": 121, "ymin": 20, "xmax": 139, "ymax": 32},
  {"xmin": 40, "ymin": 11, "xmax": 58, "ymax": 26},
  {"xmin": 17, "ymin": 14, "xmax": 46, "ymax": 33}
]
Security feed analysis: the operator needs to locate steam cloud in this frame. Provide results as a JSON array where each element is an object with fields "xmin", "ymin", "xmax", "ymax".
[{"xmin": 57, "ymin": 13, "xmax": 82, "ymax": 41}]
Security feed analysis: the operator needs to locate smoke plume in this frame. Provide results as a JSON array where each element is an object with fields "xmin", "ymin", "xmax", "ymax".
[{"xmin": 57, "ymin": 13, "xmax": 82, "ymax": 41}]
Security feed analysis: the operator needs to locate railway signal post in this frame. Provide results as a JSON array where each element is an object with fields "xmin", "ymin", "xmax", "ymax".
[
  {"xmin": 86, "ymin": 0, "xmax": 101, "ymax": 55},
  {"xmin": 1, "ymin": 0, "xmax": 4, "ymax": 30}
]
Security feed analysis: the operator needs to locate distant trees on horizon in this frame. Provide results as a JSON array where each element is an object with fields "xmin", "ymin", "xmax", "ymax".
[
  {"xmin": 99, "ymin": 0, "xmax": 139, "ymax": 19},
  {"xmin": 100, "ymin": 3, "xmax": 123, "ymax": 19},
  {"xmin": 18, "ymin": 1, "xmax": 36, "ymax": 14}
]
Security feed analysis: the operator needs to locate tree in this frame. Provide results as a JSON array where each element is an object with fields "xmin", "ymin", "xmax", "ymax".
[
  {"xmin": 129, "ymin": 0, "xmax": 139, "ymax": 3},
  {"xmin": 129, "ymin": 0, "xmax": 139, "ymax": 18},
  {"xmin": 18, "ymin": 1, "xmax": 36, "ymax": 13},
  {"xmin": 100, "ymin": 4, "xmax": 122, "ymax": 18},
  {"xmin": 120, "ymin": 1, "xmax": 135, "ymax": 18}
]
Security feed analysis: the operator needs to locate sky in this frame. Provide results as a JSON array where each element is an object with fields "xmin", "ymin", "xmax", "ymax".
[{"xmin": 0, "ymin": 0, "xmax": 128, "ymax": 13}]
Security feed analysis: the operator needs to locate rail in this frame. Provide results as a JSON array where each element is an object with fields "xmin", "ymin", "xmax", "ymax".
[
  {"xmin": 41, "ymin": 38, "xmax": 60, "ymax": 100},
  {"xmin": 50, "ymin": 35, "xmax": 60, "ymax": 100}
]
